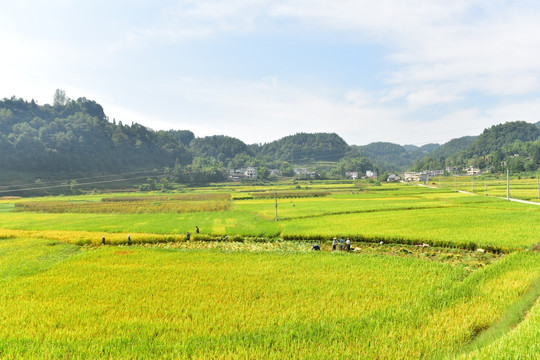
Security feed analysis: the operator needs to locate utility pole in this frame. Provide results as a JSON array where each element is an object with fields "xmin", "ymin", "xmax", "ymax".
[
  {"xmin": 274, "ymin": 191, "xmax": 278, "ymax": 221},
  {"xmin": 454, "ymin": 175, "xmax": 457, "ymax": 192},
  {"xmin": 484, "ymin": 179, "xmax": 487, "ymax": 196},
  {"xmin": 506, "ymin": 168, "xmax": 510, "ymax": 201},
  {"xmin": 537, "ymin": 174, "xmax": 539, "ymax": 199}
]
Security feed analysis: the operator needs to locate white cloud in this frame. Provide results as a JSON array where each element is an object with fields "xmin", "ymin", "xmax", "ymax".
[
  {"xmin": 406, "ymin": 88, "xmax": 463, "ymax": 109},
  {"xmin": 102, "ymin": 75, "xmax": 403, "ymax": 145},
  {"xmin": 123, "ymin": 1, "xmax": 540, "ymax": 100},
  {"xmin": 485, "ymin": 99, "xmax": 540, "ymax": 124},
  {"xmin": 3, "ymin": 0, "xmax": 540, "ymax": 147}
]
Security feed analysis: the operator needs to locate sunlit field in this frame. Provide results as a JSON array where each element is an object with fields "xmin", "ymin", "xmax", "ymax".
[
  {"xmin": 431, "ymin": 175, "xmax": 540, "ymax": 202},
  {"xmin": 1, "ymin": 181, "xmax": 540, "ymax": 358},
  {"xmin": 1, "ymin": 237, "xmax": 540, "ymax": 359},
  {"xmin": 2, "ymin": 183, "xmax": 538, "ymax": 251}
]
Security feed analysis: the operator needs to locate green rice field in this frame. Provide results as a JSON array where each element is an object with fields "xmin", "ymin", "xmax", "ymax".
[{"xmin": 1, "ymin": 181, "xmax": 540, "ymax": 358}]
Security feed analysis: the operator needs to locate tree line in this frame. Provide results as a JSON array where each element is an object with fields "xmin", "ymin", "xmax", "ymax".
[
  {"xmin": 0, "ymin": 94, "xmax": 379, "ymax": 188},
  {"xmin": 2, "ymin": 92, "xmax": 538, "ymax": 192}
]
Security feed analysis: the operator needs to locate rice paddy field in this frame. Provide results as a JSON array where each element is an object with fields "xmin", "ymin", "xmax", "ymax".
[
  {"xmin": 434, "ymin": 175, "xmax": 540, "ymax": 202},
  {"xmin": 1, "ymin": 180, "xmax": 540, "ymax": 358}
]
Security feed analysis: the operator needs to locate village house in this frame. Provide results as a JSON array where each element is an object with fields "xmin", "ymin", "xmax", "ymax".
[
  {"xmin": 294, "ymin": 168, "xmax": 317, "ymax": 178},
  {"xmin": 404, "ymin": 170, "xmax": 444, "ymax": 182},
  {"xmin": 365, "ymin": 170, "xmax": 377, "ymax": 178},
  {"xmin": 465, "ymin": 166, "xmax": 481, "ymax": 175},
  {"xmin": 245, "ymin": 167, "xmax": 257, "ymax": 180},
  {"xmin": 226, "ymin": 167, "xmax": 258, "ymax": 181}
]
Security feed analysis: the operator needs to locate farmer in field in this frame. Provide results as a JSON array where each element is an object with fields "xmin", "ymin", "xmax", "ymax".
[
  {"xmin": 196, "ymin": 226, "xmax": 199, "ymax": 234},
  {"xmin": 332, "ymin": 237, "xmax": 337, "ymax": 251},
  {"xmin": 346, "ymin": 238, "xmax": 351, "ymax": 252},
  {"xmin": 186, "ymin": 232, "xmax": 190, "ymax": 241}
]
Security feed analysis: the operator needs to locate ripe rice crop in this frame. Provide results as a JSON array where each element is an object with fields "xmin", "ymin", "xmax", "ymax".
[
  {"xmin": 280, "ymin": 204, "xmax": 539, "ymax": 251},
  {"xmin": 457, "ymin": 292, "xmax": 540, "ymax": 359},
  {"xmin": 0, "ymin": 229, "xmax": 188, "ymax": 245},
  {"xmin": 1, "ymin": 238, "xmax": 539, "ymax": 358},
  {"xmin": 2, "ymin": 184, "xmax": 539, "ymax": 250},
  {"xmin": 101, "ymin": 193, "xmax": 231, "ymax": 202},
  {"xmin": 249, "ymin": 190, "xmax": 330, "ymax": 199},
  {"xmin": 0, "ymin": 196, "xmax": 21, "ymax": 200},
  {"xmin": 14, "ymin": 199, "xmax": 230, "ymax": 214}
]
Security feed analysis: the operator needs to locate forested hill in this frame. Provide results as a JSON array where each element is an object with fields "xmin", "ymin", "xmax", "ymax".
[
  {"xmin": 410, "ymin": 136, "xmax": 477, "ymax": 171},
  {"xmin": 348, "ymin": 142, "xmax": 434, "ymax": 171},
  {"xmin": 255, "ymin": 133, "xmax": 349, "ymax": 163},
  {"xmin": 2, "ymin": 94, "xmax": 540, "ymax": 189},
  {"xmin": 0, "ymin": 96, "xmax": 360, "ymax": 185},
  {"xmin": 462, "ymin": 121, "xmax": 539, "ymax": 158},
  {"xmin": 0, "ymin": 96, "xmax": 192, "ymax": 177},
  {"xmin": 412, "ymin": 121, "xmax": 540, "ymax": 173}
]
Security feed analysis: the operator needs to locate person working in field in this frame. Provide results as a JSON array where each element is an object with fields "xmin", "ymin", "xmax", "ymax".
[
  {"xmin": 346, "ymin": 238, "xmax": 351, "ymax": 252},
  {"xmin": 332, "ymin": 237, "xmax": 337, "ymax": 251}
]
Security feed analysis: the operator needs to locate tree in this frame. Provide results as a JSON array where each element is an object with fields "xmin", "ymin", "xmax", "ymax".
[
  {"xmin": 53, "ymin": 89, "xmax": 67, "ymax": 107},
  {"xmin": 280, "ymin": 161, "xmax": 295, "ymax": 176},
  {"xmin": 257, "ymin": 166, "xmax": 270, "ymax": 180}
]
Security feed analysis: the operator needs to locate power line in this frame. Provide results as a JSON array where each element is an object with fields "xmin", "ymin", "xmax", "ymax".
[
  {"xmin": 0, "ymin": 173, "xmax": 167, "ymax": 195},
  {"xmin": 0, "ymin": 168, "xmax": 164, "ymax": 191}
]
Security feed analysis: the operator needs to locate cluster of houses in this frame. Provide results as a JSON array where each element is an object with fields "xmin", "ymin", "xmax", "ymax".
[
  {"xmin": 226, "ymin": 167, "xmax": 317, "ymax": 181},
  {"xmin": 344, "ymin": 170, "xmax": 378, "ymax": 180},
  {"xmin": 403, "ymin": 166, "xmax": 482, "ymax": 182},
  {"xmin": 226, "ymin": 166, "xmax": 483, "ymax": 182},
  {"xmin": 226, "ymin": 168, "xmax": 382, "ymax": 181},
  {"xmin": 226, "ymin": 167, "xmax": 259, "ymax": 181},
  {"xmin": 403, "ymin": 170, "xmax": 444, "ymax": 182}
]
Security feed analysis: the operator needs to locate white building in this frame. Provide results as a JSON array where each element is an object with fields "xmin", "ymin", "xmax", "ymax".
[
  {"xmin": 245, "ymin": 167, "xmax": 257, "ymax": 180},
  {"xmin": 366, "ymin": 170, "xmax": 377, "ymax": 178},
  {"xmin": 465, "ymin": 167, "xmax": 481, "ymax": 175}
]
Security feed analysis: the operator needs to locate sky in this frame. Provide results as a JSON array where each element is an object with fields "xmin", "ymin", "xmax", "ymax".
[{"xmin": 2, "ymin": 0, "xmax": 540, "ymax": 146}]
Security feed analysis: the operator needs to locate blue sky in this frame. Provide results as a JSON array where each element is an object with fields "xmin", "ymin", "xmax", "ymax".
[{"xmin": 2, "ymin": 0, "xmax": 540, "ymax": 146}]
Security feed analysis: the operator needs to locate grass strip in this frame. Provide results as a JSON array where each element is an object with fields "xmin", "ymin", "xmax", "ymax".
[{"xmin": 460, "ymin": 275, "xmax": 540, "ymax": 355}]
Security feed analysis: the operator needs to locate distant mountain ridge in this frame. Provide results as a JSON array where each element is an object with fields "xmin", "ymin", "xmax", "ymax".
[
  {"xmin": 1, "ymin": 94, "xmax": 540, "ymax": 188},
  {"xmin": 348, "ymin": 142, "xmax": 425, "ymax": 171}
]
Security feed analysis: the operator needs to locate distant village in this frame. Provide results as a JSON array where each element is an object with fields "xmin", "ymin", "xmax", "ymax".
[
  {"xmin": 226, "ymin": 167, "xmax": 379, "ymax": 181},
  {"xmin": 226, "ymin": 166, "xmax": 483, "ymax": 182}
]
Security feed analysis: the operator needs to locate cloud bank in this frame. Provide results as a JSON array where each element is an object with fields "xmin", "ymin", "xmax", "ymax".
[{"xmin": 1, "ymin": 0, "xmax": 540, "ymax": 145}]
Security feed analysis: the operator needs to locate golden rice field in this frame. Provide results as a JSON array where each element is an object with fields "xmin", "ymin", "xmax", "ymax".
[
  {"xmin": 1, "ymin": 237, "xmax": 540, "ymax": 359},
  {"xmin": 2, "ymin": 184, "xmax": 539, "ymax": 251},
  {"xmin": 1, "ymin": 181, "xmax": 540, "ymax": 358}
]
